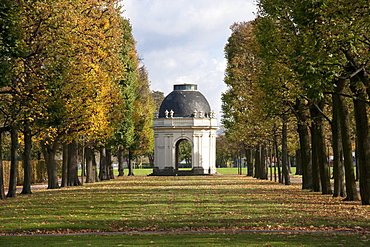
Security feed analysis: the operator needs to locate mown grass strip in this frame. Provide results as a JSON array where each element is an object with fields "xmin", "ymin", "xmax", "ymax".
[
  {"xmin": 1, "ymin": 232, "xmax": 368, "ymax": 247},
  {"xmin": 117, "ymin": 167, "xmax": 249, "ymax": 176},
  {"xmin": 1, "ymin": 175, "xmax": 369, "ymax": 246}
]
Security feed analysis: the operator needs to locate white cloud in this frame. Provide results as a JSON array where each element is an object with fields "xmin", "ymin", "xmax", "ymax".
[{"xmin": 122, "ymin": 0, "xmax": 257, "ymax": 122}]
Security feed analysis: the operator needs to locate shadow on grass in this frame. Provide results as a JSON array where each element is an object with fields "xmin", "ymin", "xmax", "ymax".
[
  {"xmin": 1, "ymin": 175, "xmax": 369, "ymax": 236},
  {"xmin": 0, "ymin": 232, "xmax": 366, "ymax": 247}
]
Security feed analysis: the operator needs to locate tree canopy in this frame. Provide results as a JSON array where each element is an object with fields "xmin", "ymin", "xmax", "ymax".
[
  {"xmin": 0, "ymin": 0, "xmax": 156, "ymax": 196},
  {"xmin": 222, "ymin": 1, "xmax": 370, "ymax": 204}
]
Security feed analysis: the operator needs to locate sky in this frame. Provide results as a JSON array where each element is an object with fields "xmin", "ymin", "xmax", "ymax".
[{"xmin": 122, "ymin": 0, "xmax": 257, "ymax": 123}]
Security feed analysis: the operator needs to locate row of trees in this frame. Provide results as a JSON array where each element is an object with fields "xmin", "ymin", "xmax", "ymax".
[
  {"xmin": 0, "ymin": 0, "xmax": 155, "ymax": 199},
  {"xmin": 222, "ymin": 1, "xmax": 370, "ymax": 205}
]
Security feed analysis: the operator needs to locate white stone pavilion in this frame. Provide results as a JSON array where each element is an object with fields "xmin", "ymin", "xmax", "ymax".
[{"xmin": 151, "ymin": 84, "xmax": 218, "ymax": 175}]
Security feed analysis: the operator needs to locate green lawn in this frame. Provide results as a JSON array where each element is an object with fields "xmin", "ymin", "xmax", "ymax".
[
  {"xmin": 0, "ymin": 232, "xmax": 366, "ymax": 247},
  {"xmin": 121, "ymin": 167, "xmax": 248, "ymax": 175},
  {"xmin": 128, "ymin": 167, "xmax": 299, "ymax": 176},
  {"xmin": 1, "ymin": 175, "xmax": 368, "ymax": 246}
]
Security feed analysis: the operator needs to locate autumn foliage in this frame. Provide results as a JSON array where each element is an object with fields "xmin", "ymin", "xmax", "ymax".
[
  {"xmin": 0, "ymin": 0, "xmax": 154, "ymax": 198},
  {"xmin": 222, "ymin": 1, "xmax": 370, "ymax": 204}
]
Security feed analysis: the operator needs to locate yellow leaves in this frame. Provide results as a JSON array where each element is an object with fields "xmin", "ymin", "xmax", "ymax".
[
  {"xmin": 0, "ymin": 0, "xmax": 134, "ymax": 151},
  {"xmin": 102, "ymin": 19, "xmax": 110, "ymax": 30},
  {"xmin": 28, "ymin": 0, "xmax": 127, "ymax": 143}
]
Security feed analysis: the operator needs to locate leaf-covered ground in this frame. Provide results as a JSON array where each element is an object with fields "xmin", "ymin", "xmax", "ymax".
[{"xmin": 1, "ymin": 175, "xmax": 369, "ymax": 236}]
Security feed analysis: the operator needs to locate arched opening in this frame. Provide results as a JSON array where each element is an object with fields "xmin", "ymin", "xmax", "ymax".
[{"xmin": 175, "ymin": 139, "xmax": 192, "ymax": 170}]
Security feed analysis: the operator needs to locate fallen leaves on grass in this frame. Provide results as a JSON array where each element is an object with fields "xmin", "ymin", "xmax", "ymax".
[{"xmin": 1, "ymin": 176, "xmax": 369, "ymax": 236}]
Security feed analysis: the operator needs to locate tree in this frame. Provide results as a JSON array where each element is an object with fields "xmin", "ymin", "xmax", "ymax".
[
  {"xmin": 222, "ymin": 21, "xmax": 263, "ymax": 145},
  {"xmin": 0, "ymin": 131, "xmax": 5, "ymax": 199},
  {"xmin": 0, "ymin": 0, "xmax": 26, "ymax": 198},
  {"xmin": 147, "ymin": 90, "xmax": 164, "ymax": 167},
  {"xmin": 113, "ymin": 18, "xmax": 139, "ymax": 176},
  {"xmin": 21, "ymin": 120, "xmax": 32, "ymax": 194},
  {"xmin": 216, "ymin": 135, "xmax": 237, "ymax": 168},
  {"xmin": 152, "ymin": 90, "xmax": 165, "ymax": 112},
  {"xmin": 99, "ymin": 147, "xmax": 109, "ymax": 180},
  {"xmin": 254, "ymin": 0, "xmax": 367, "ymax": 201},
  {"xmin": 281, "ymin": 114, "xmax": 290, "ymax": 185},
  {"xmin": 0, "ymin": 0, "xmax": 142, "ymax": 193},
  {"xmin": 85, "ymin": 145, "xmax": 99, "ymax": 183},
  {"xmin": 0, "ymin": 0, "xmax": 22, "ymax": 88},
  {"xmin": 67, "ymin": 141, "xmax": 81, "ymax": 186},
  {"xmin": 294, "ymin": 98, "xmax": 312, "ymax": 190},
  {"xmin": 6, "ymin": 123, "xmax": 18, "ymax": 198},
  {"xmin": 254, "ymin": 1, "xmax": 364, "ymax": 198},
  {"xmin": 331, "ymin": 86, "xmax": 346, "ymax": 197},
  {"xmin": 127, "ymin": 65, "xmax": 155, "ymax": 175},
  {"xmin": 33, "ymin": 0, "xmax": 125, "ymax": 188},
  {"xmin": 222, "ymin": 22, "xmax": 275, "ymax": 175},
  {"xmin": 178, "ymin": 140, "xmax": 192, "ymax": 168}
]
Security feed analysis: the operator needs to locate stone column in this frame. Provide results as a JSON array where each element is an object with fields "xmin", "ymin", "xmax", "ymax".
[
  {"xmin": 209, "ymin": 132, "xmax": 217, "ymax": 174},
  {"xmin": 154, "ymin": 134, "xmax": 158, "ymax": 167},
  {"xmin": 164, "ymin": 134, "xmax": 173, "ymax": 169}
]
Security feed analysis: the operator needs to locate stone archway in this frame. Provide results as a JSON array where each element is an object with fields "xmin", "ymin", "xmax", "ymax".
[{"xmin": 175, "ymin": 138, "xmax": 193, "ymax": 170}]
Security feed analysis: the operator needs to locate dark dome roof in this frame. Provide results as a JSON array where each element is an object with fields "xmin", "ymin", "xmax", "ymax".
[{"xmin": 158, "ymin": 84, "xmax": 211, "ymax": 118}]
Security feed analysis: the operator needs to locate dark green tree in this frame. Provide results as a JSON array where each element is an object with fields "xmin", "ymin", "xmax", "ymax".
[{"xmin": 114, "ymin": 18, "xmax": 138, "ymax": 176}]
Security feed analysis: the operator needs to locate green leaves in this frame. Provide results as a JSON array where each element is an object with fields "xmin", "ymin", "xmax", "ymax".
[{"xmin": 0, "ymin": 0, "xmax": 22, "ymax": 87}]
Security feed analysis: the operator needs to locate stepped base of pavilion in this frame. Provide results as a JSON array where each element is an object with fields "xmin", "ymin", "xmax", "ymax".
[{"xmin": 149, "ymin": 167, "xmax": 215, "ymax": 176}]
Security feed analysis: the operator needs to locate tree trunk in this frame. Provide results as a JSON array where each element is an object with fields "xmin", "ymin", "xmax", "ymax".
[
  {"xmin": 21, "ymin": 121, "xmax": 32, "ymax": 194},
  {"xmin": 67, "ymin": 140, "xmax": 81, "ymax": 186},
  {"xmin": 351, "ymin": 85, "xmax": 370, "ymax": 205},
  {"xmin": 246, "ymin": 148, "xmax": 253, "ymax": 177},
  {"xmin": 118, "ymin": 146, "xmax": 125, "ymax": 176},
  {"xmin": 269, "ymin": 145, "xmax": 273, "ymax": 181},
  {"xmin": 106, "ymin": 148, "xmax": 114, "ymax": 179},
  {"xmin": 282, "ymin": 114, "xmax": 290, "ymax": 185},
  {"xmin": 238, "ymin": 150, "xmax": 243, "ymax": 175},
  {"xmin": 316, "ymin": 100, "xmax": 332, "ymax": 195},
  {"xmin": 81, "ymin": 143, "xmax": 85, "ymax": 185},
  {"xmin": 99, "ymin": 147, "xmax": 109, "ymax": 180},
  {"xmin": 332, "ymin": 92, "xmax": 346, "ymax": 198},
  {"xmin": 274, "ymin": 135, "xmax": 282, "ymax": 183},
  {"xmin": 41, "ymin": 137, "xmax": 60, "ymax": 189},
  {"xmin": 296, "ymin": 98, "xmax": 313, "ymax": 190},
  {"xmin": 86, "ymin": 146, "xmax": 96, "ymax": 183},
  {"xmin": 273, "ymin": 146, "xmax": 277, "ymax": 182},
  {"xmin": 147, "ymin": 152, "xmax": 154, "ymax": 168},
  {"xmin": 127, "ymin": 150, "xmax": 134, "ymax": 176},
  {"xmin": 44, "ymin": 150, "xmax": 59, "ymax": 189},
  {"xmin": 260, "ymin": 145, "xmax": 267, "ymax": 180},
  {"xmin": 0, "ymin": 132, "xmax": 5, "ymax": 200},
  {"xmin": 92, "ymin": 151, "xmax": 99, "ymax": 182},
  {"xmin": 7, "ymin": 124, "xmax": 18, "ymax": 198},
  {"xmin": 335, "ymin": 79, "xmax": 358, "ymax": 200},
  {"xmin": 342, "ymin": 49, "xmax": 370, "ymax": 204},
  {"xmin": 61, "ymin": 143, "xmax": 68, "ymax": 187},
  {"xmin": 310, "ymin": 107, "xmax": 321, "ymax": 192},
  {"xmin": 254, "ymin": 145, "xmax": 261, "ymax": 179},
  {"xmin": 355, "ymin": 144, "xmax": 359, "ymax": 181},
  {"xmin": 295, "ymin": 150, "xmax": 302, "ymax": 175}
]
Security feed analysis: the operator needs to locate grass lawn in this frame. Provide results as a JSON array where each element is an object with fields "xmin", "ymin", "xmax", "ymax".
[
  {"xmin": 1, "ymin": 175, "xmax": 369, "ymax": 246},
  {"xmin": 119, "ymin": 167, "xmax": 248, "ymax": 176},
  {"xmin": 0, "ymin": 232, "xmax": 367, "ymax": 247},
  {"xmin": 115, "ymin": 167, "xmax": 299, "ymax": 176}
]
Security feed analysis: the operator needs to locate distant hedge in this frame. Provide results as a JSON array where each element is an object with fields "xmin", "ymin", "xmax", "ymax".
[{"xmin": 3, "ymin": 160, "xmax": 48, "ymax": 186}]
